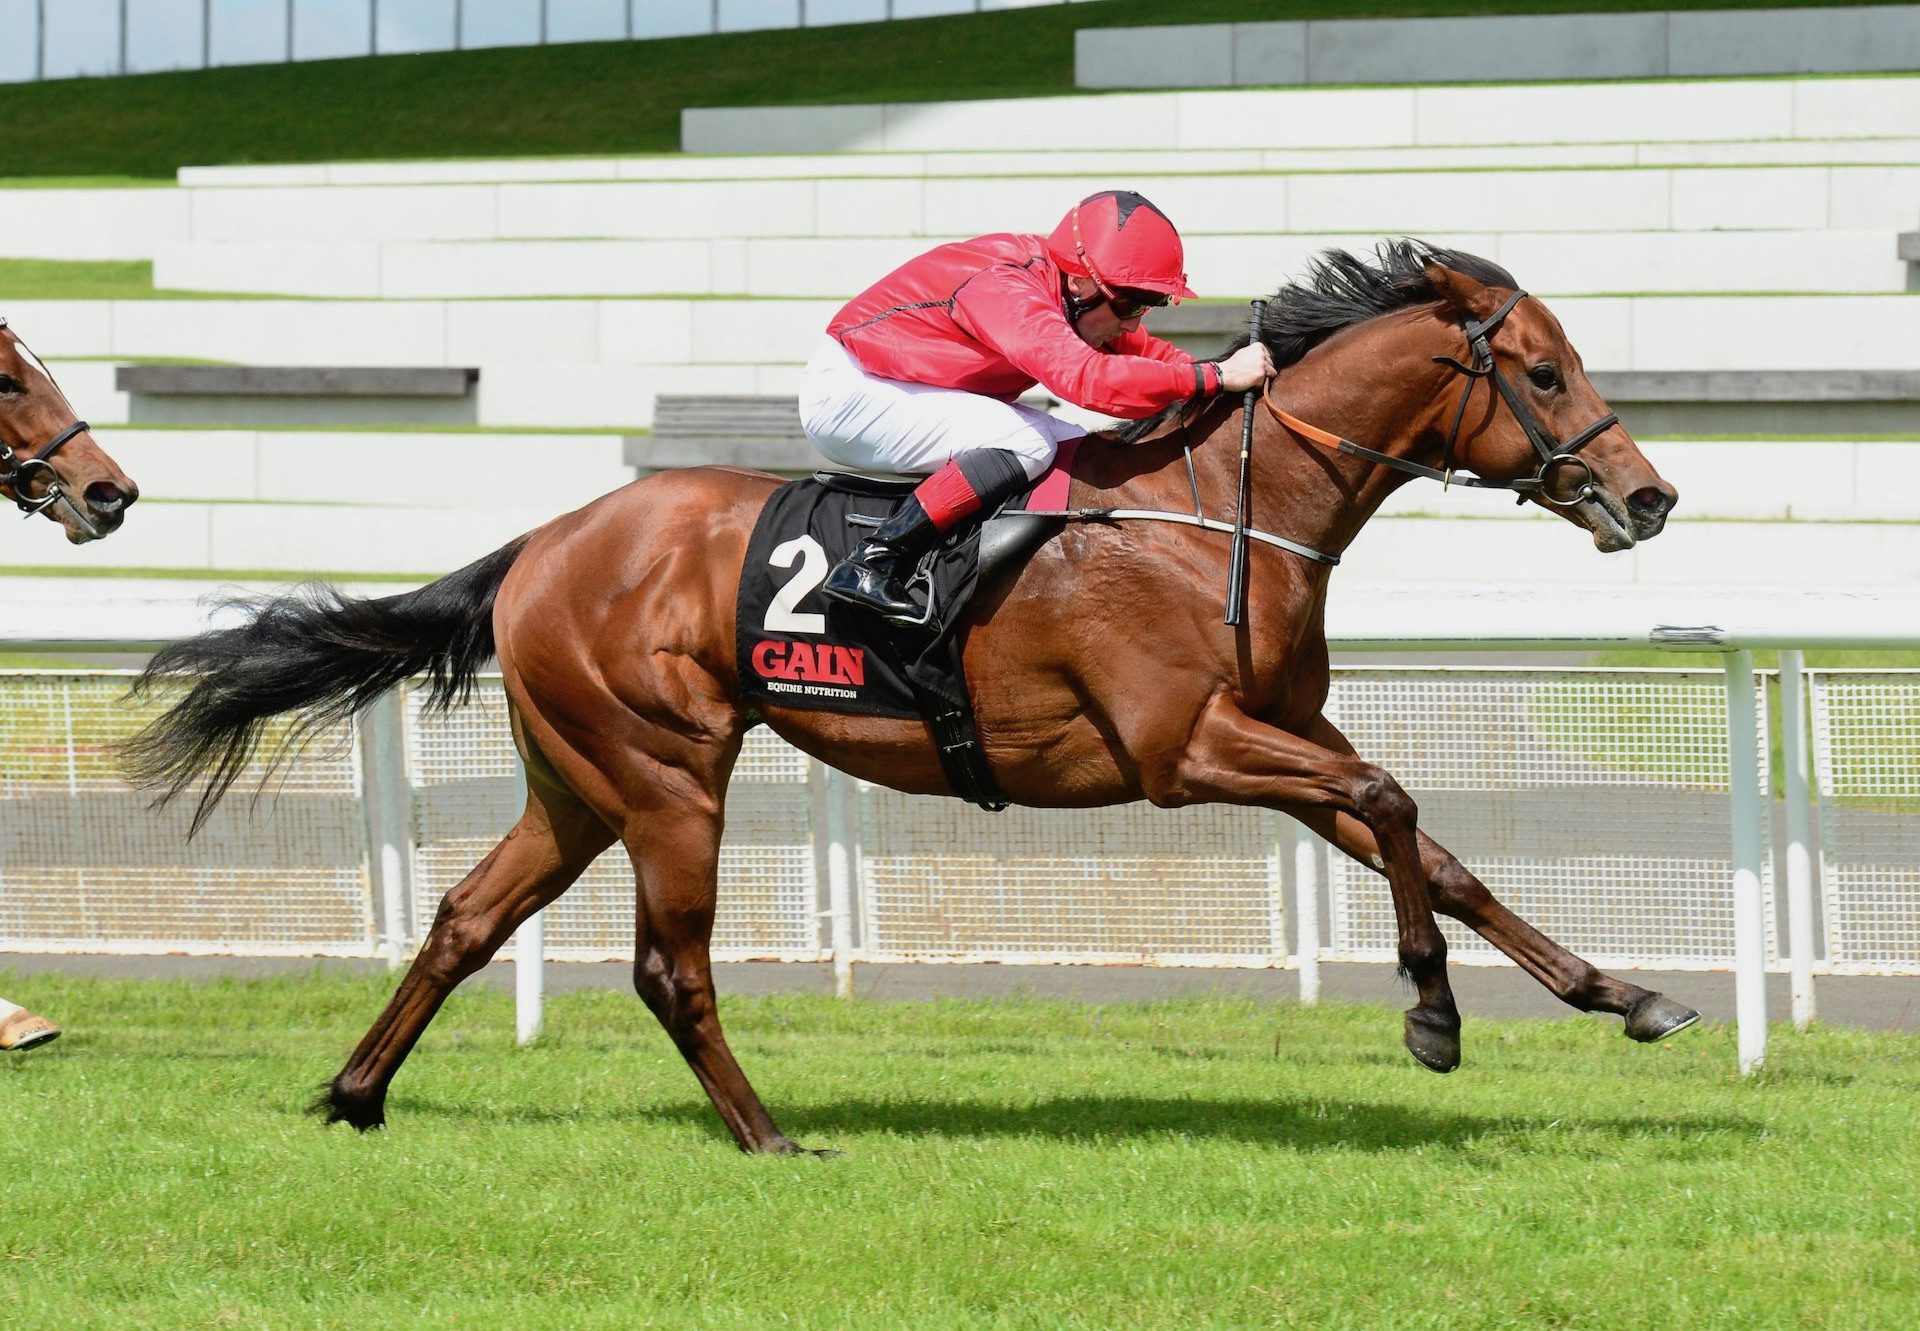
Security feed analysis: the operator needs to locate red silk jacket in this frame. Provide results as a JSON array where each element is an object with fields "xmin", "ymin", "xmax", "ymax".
[{"xmin": 827, "ymin": 232, "xmax": 1221, "ymax": 420}]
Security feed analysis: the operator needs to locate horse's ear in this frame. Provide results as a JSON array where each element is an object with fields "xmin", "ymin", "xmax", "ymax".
[{"xmin": 1423, "ymin": 261, "xmax": 1508, "ymax": 323}]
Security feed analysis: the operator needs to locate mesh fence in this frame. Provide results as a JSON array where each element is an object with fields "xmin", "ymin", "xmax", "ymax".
[
  {"xmin": 1810, "ymin": 671, "xmax": 1920, "ymax": 973},
  {"xmin": 1321, "ymin": 668, "xmax": 1774, "ymax": 970},
  {"xmin": 0, "ymin": 671, "xmax": 373, "ymax": 955},
  {"xmin": 406, "ymin": 679, "xmax": 820, "ymax": 962},
  {"xmin": 856, "ymin": 796, "xmax": 1286, "ymax": 965},
  {"xmin": 6, "ymin": 665, "xmax": 1909, "ymax": 977}
]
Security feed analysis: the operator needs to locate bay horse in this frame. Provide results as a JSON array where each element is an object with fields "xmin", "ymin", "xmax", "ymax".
[
  {"xmin": 0, "ymin": 315, "xmax": 138, "ymax": 541},
  {"xmin": 128, "ymin": 243, "xmax": 1698, "ymax": 1154}
]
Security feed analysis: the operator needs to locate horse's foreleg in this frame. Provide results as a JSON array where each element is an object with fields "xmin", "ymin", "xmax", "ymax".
[
  {"xmin": 622, "ymin": 800, "xmax": 809, "ymax": 1155},
  {"xmin": 1421, "ymin": 831, "xmax": 1700, "ymax": 1040},
  {"xmin": 320, "ymin": 781, "xmax": 613, "ymax": 1129},
  {"xmin": 1169, "ymin": 692, "xmax": 1460, "ymax": 1072},
  {"xmin": 1299, "ymin": 716, "xmax": 1699, "ymax": 1043}
]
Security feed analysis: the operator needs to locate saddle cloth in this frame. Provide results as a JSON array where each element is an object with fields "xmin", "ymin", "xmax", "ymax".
[
  {"xmin": 733, "ymin": 443, "xmax": 1075, "ymax": 810},
  {"xmin": 735, "ymin": 443, "xmax": 1076, "ymax": 721}
]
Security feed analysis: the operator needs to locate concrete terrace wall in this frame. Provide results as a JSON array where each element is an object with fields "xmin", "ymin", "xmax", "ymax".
[
  {"xmin": 681, "ymin": 73, "xmax": 1920, "ymax": 154},
  {"xmin": 1076, "ymin": 6, "xmax": 1920, "ymax": 90},
  {"xmin": 27, "ymin": 290, "xmax": 1920, "ymax": 433},
  {"xmin": 17, "ymin": 427, "xmax": 1920, "ymax": 579},
  {"xmin": 144, "ymin": 227, "xmax": 1917, "ymax": 300}
]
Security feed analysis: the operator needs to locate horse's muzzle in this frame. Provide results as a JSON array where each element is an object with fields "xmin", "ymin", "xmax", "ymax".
[
  {"xmin": 59, "ymin": 480, "xmax": 136, "ymax": 542},
  {"xmin": 1627, "ymin": 483, "xmax": 1676, "ymax": 541}
]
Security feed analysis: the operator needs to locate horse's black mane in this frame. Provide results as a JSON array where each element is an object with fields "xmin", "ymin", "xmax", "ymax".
[{"xmin": 1113, "ymin": 240, "xmax": 1518, "ymax": 444}]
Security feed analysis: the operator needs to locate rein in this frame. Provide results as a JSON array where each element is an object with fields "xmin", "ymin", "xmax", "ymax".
[
  {"xmin": 1264, "ymin": 289, "xmax": 1618, "ymax": 508},
  {"xmin": 1021, "ymin": 289, "xmax": 1622, "ymax": 583}
]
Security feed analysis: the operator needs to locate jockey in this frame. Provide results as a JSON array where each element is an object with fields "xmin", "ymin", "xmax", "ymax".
[
  {"xmin": 0, "ymin": 996, "xmax": 59, "ymax": 1051},
  {"xmin": 802, "ymin": 189, "xmax": 1275, "ymax": 620}
]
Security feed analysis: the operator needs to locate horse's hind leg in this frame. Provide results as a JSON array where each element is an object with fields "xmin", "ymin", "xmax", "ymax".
[
  {"xmin": 622, "ymin": 800, "xmax": 809, "ymax": 1155},
  {"xmin": 1417, "ymin": 829, "xmax": 1698, "ymax": 1041},
  {"xmin": 321, "ymin": 776, "xmax": 614, "ymax": 1129},
  {"xmin": 1299, "ymin": 716, "xmax": 1698, "ymax": 1042},
  {"xmin": 1303, "ymin": 818, "xmax": 1699, "ymax": 1042}
]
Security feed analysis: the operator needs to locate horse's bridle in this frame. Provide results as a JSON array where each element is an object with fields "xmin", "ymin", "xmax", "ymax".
[
  {"xmin": 1263, "ymin": 289, "xmax": 1619, "ymax": 508},
  {"xmin": 0, "ymin": 316, "xmax": 90, "ymax": 520}
]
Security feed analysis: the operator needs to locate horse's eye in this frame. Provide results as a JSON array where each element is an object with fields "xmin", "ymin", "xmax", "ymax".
[
  {"xmin": 1528, "ymin": 365, "xmax": 1560, "ymax": 391},
  {"xmin": 0, "ymin": 375, "xmax": 22, "ymax": 396}
]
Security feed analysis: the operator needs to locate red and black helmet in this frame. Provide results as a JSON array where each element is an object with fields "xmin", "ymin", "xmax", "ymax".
[{"xmin": 1045, "ymin": 190, "xmax": 1196, "ymax": 302}]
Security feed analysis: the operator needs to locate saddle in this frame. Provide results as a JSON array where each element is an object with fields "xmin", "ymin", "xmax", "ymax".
[{"xmin": 735, "ymin": 445, "xmax": 1077, "ymax": 810}]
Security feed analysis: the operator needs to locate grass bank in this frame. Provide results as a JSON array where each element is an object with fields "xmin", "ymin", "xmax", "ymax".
[
  {"xmin": 0, "ymin": 0, "xmax": 1885, "ymax": 179},
  {"xmin": 4, "ymin": 974, "xmax": 1917, "ymax": 1328}
]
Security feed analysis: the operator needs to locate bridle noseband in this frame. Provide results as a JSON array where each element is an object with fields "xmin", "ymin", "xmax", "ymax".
[
  {"xmin": 0, "ymin": 316, "xmax": 90, "ymax": 519},
  {"xmin": 0, "ymin": 421, "xmax": 90, "ymax": 519},
  {"xmin": 1264, "ymin": 289, "xmax": 1619, "ymax": 508}
]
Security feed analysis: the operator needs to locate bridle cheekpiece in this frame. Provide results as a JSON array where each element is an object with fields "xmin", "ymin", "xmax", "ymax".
[
  {"xmin": 0, "ymin": 315, "xmax": 91, "ymax": 519},
  {"xmin": 1265, "ymin": 289, "xmax": 1619, "ymax": 508}
]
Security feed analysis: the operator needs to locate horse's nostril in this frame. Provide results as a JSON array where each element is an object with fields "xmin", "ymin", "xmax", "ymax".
[
  {"xmin": 86, "ymin": 481, "xmax": 130, "ymax": 514},
  {"xmin": 1629, "ymin": 486, "xmax": 1672, "ymax": 516}
]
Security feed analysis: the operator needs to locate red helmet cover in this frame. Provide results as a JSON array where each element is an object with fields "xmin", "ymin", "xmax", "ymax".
[{"xmin": 1045, "ymin": 190, "xmax": 1195, "ymax": 301}]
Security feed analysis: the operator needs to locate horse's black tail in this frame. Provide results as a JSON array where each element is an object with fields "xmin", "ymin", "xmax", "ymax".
[{"xmin": 124, "ymin": 537, "xmax": 530, "ymax": 834}]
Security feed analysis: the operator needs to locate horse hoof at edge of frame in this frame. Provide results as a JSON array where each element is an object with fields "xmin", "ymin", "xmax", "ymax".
[
  {"xmin": 1403, "ymin": 1008, "xmax": 1462, "ymax": 1073},
  {"xmin": 1624, "ymin": 993, "xmax": 1701, "ymax": 1044}
]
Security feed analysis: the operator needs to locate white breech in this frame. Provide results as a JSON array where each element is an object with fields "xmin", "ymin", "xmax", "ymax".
[{"xmin": 798, "ymin": 336, "xmax": 1086, "ymax": 481}]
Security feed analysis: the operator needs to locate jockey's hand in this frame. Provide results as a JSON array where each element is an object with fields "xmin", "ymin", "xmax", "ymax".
[{"xmin": 1217, "ymin": 341, "xmax": 1275, "ymax": 393}]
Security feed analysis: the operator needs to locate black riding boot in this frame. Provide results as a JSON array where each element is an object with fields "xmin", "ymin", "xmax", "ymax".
[{"xmin": 822, "ymin": 496, "xmax": 941, "ymax": 620}]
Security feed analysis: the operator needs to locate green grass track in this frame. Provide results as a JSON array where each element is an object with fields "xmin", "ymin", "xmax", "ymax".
[
  {"xmin": 0, "ymin": 0, "xmax": 1891, "ymax": 179},
  {"xmin": 4, "ymin": 973, "xmax": 1917, "ymax": 1327}
]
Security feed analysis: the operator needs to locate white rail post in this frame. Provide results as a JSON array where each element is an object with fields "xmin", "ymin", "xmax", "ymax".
[
  {"xmin": 1286, "ymin": 815, "xmax": 1322, "ymax": 1004},
  {"xmin": 1723, "ymin": 649, "xmax": 1768, "ymax": 1075},
  {"xmin": 1778, "ymin": 650, "xmax": 1817, "ymax": 1031},
  {"xmin": 357, "ymin": 686, "xmax": 414, "ymax": 970},
  {"xmin": 516, "ymin": 907, "xmax": 545, "ymax": 1045},
  {"xmin": 1263, "ymin": 811, "xmax": 1288, "ymax": 972},
  {"xmin": 509, "ymin": 743, "xmax": 543, "ymax": 1045},
  {"xmin": 826, "ymin": 763, "xmax": 856, "ymax": 1000}
]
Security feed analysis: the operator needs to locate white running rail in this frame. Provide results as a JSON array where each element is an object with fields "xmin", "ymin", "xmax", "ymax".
[{"xmin": 4, "ymin": 584, "xmax": 1918, "ymax": 1077}]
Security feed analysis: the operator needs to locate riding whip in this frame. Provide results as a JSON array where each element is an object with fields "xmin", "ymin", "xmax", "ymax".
[{"xmin": 1224, "ymin": 299, "xmax": 1265, "ymax": 626}]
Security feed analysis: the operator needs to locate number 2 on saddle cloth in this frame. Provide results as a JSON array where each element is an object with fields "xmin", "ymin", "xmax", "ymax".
[{"xmin": 734, "ymin": 449, "xmax": 1077, "ymax": 810}]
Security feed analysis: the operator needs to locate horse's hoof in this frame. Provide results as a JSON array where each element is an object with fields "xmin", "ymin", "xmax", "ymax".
[
  {"xmin": 1403, "ymin": 1007, "xmax": 1461, "ymax": 1073},
  {"xmin": 1625, "ymin": 993, "xmax": 1700, "ymax": 1043},
  {"xmin": 311, "ymin": 1081, "xmax": 386, "ymax": 1131}
]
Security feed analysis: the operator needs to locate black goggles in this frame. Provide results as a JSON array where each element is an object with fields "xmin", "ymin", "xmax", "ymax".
[{"xmin": 1107, "ymin": 287, "xmax": 1171, "ymax": 319}]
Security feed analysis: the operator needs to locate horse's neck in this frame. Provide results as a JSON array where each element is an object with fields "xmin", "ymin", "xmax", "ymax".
[
  {"xmin": 1072, "ymin": 312, "xmax": 1453, "ymax": 561},
  {"xmin": 1228, "ymin": 314, "xmax": 1451, "ymax": 559}
]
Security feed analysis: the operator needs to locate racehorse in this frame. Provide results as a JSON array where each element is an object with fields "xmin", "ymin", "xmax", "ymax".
[
  {"xmin": 128, "ymin": 243, "xmax": 1698, "ymax": 1154},
  {"xmin": 0, "ymin": 315, "xmax": 138, "ymax": 540}
]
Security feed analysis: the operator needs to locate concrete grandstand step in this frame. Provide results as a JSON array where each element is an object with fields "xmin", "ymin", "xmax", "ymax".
[
  {"xmin": 157, "ymin": 160, "xmax": 1920, "ymax": 246},
  {"xmin": 48, "ymin": 357, "xmax": 800, "ymax": 432},
  {"xmin": 149, "ymin": 227, "xmax": 1916, "ymax": 301},
  {"xmin": 0, "ymin": 186, "xmax": 189, "ymax": 262},
  {"xmin": 1377, "ymin": 441, "xmax": 1920, "ymax": 523},
  {"xmin": 80, "ymin": 426, "xmax": 1920, "ymax": 525},
  {"xmin": 164, "ymin": 160, "xmax": 1920, "ymax": 244},
  {"xmin": 32, "ymin": 291, "xmax": 1920, "ymax": 433},
  {"xmin": 16, "ymin": 499, "xmax": 1909, "ymax": 587},
  {"xmin": 1338, "ymin": 513, "xmax": 1920, "ymax": 588},
  {"xmin": 680, "ymin": 74, "xmax": 1920, "ymax": 155},
  {"xmin": 89, "ymin": 429, "xmax": 634, "ymax": 509},
  {"xmin": 1075, "ymin": 7, "xmax": 1920, "ymax": 90},
  {"xmin": 170, "ymin": 136, "xmax": 1920, "ymax": 192},
  {"xmin": 14, "ymin": 499, "xmax": 553, "ymax": 576}
]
